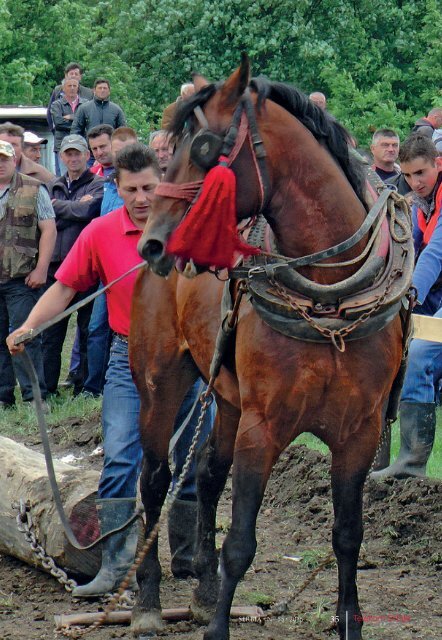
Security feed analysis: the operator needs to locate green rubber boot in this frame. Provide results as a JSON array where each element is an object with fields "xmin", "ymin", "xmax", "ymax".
[
  {"xmin": 371, "ymin": 402, "xmax": 436, "ymax": 479},
  {"xmin": 72, "ymin": 497, "xmax": 138, "ymax": 597},
  {"xmin": 168, "ymin": 498, "xmax": 197, "ymax": 579}
]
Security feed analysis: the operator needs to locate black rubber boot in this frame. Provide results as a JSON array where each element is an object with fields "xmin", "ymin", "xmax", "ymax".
[
  {"xmin": 72, "ymin": 497, "xmax": 138, "ymax": 597},
  {"xmin": 370, "ymin": 402, "xmax": 436, "ymax": 479},
  {"xmin": 168, "ymin": 498, "xmax": 197, "ymax": 578},
  {"xmin": 371, "ymin": 420, "xmax": 391, "ymax": 471}
]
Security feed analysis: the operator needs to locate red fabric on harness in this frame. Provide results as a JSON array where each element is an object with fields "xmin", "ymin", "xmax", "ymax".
[{"xmin": 166, "ymin": 156, "xmax": 261, "ymax": 268}]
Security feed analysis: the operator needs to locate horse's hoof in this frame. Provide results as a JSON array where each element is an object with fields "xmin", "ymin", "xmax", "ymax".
[
  {"xmin": 131, "ymin": 607, "xmax": 164, "ymax": 636},
  {"xmin": 203, "ymin": 621, "xmax": 229, "ymax": 640},
  {"xmin": 190, "ymin": 593, "xmax": 216, "ymax": 625}
]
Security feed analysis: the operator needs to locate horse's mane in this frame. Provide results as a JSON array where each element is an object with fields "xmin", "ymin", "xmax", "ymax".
[
  {"xmin": 250, "ymin": 77, "xmax": 367, "ymax": 205},
  {"xmin": 171, "ymin": 77, "xmax": 367, "ymax": 206}
]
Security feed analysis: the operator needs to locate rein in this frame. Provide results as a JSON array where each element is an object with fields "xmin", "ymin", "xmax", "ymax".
[{"xmin": 155, "ymin": 93, "xmax": 270, "ymax": 213}]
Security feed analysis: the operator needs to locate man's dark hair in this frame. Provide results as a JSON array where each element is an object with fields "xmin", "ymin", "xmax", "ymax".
[
  {"xmin": 87, "ymin": 124, "xmax": 114, "ymax": 141},
  {"xmin": 65, "ymin": 62, "xmax": 83, "ymax": 75},
  {"xmin": 371, "ymin": 128, "xmax": 399, "ymax": 144},
  {"xmin": 94, "ymin": 78, "xmax": 110, "ymax": 89},
  {"xmin": 0, "ymin": 122, "xmax": 24, "ymax": 141},
  {"xmin": 398, "ymin": 134, "xmax": 438, "ymax": 164},
  {"xmin": 115, "ymin": 143, "xmax": 161, "ymax": 181}
]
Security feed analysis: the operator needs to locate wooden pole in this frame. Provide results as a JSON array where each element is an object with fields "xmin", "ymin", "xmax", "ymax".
[{"xmin": 54, "ymin": 606, "xmax": 265, "ymax": 629}]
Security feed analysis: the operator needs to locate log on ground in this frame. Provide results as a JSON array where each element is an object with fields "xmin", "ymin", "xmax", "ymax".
[{"xmin": 0, "ymin": 435, "xmax": 101, "ymax": 577}]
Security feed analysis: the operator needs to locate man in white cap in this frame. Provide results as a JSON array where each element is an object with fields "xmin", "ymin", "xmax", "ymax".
[
  {"xmin": 0, "ymin": 122, "xmax": 54, "ymax": 184},
  {"xmin": 22, "ymin": 131, "xmax": 48, "ymax": 165},
  {"xmin": 0, "ymin": 140, "xmax": 56, "ymax": 409}
]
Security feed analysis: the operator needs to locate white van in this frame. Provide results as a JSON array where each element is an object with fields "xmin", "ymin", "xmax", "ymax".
[{"xmin": 0, "ymin": 106, "xmax": 55, "ymax": 173}]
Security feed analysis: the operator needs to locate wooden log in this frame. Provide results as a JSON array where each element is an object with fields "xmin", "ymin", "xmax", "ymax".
[
  {"xmin": 54, "ymin": 606, "xmax": 265, "ymax": 629},
  {"xmin": 0, "ymin": 435, "xmax": 101, "ymax": 577}
]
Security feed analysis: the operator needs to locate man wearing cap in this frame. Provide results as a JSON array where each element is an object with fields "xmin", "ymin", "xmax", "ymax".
[
  {"xmin": 0, "ymin": 140, "xmax": 56, "ymax": 409},
  {"xmin": 22, "ymin": 132, "xmax": 48, "ymax": 165},
  {"xmin": 43, "ymin": 134, "xmax": 104, "ymax": 396},
  {"xmin": 0, "ymin": 123, "xmax": 54, "ymax": 185}
]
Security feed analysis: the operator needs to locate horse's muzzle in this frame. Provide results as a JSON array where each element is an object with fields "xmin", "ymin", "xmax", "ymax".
[{"xmin": 138, "ymin": 236, "xmax": 175, "ymax": 277}]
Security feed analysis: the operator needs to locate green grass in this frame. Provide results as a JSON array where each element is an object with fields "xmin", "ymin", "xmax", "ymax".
[
  {"xmin": 0, "ymin": 388, "xmax": 101, "ymax": 440},
  {"xmin": 294, "ymin": 409, "xmax": 442, "ymax": 479},
  {"xmin": 0, "ymin": 317, "xmax": 101, "ymax": 441}
]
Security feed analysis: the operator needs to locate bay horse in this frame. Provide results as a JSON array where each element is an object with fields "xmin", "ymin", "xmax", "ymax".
[{"xmin": 129, "ymin": 56, "xmax": 411, "ymax": 640}]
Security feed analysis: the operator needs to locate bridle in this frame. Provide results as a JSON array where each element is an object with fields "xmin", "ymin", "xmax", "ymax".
[{"xmin": 155, "ymin": 90, "xmax": 271, "ymax": 215}]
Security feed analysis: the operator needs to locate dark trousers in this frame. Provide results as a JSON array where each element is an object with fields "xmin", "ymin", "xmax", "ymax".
[
  {"xmin": 42, "ymin": 268, "xmax": 96, "ymax": 394},
  {"xmin": 0, "ymin": 278, "xmax": 47, "ymax": 403}
]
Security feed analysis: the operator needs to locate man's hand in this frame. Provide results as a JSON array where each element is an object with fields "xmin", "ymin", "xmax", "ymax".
[
  {"xmin": 7, "ymin": 326, "xmax": 34, "ymax": 355},
  {"xmin": 79, "ymin": 194, "xmax": 93, "ymax": 203},
  {"xmin": 25, "ymin": 266, "xmax": 48, "ymax": 288}
]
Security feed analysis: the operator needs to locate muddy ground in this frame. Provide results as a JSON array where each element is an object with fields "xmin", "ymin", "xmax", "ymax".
[{"xmin": 1, "ymin": 419, "xmax": 441, "ymax": 640}]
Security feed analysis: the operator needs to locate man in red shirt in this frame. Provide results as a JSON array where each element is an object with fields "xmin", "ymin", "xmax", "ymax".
[
  {"xmin": 88, "ymin": 124, "xmax": 114, "ymax": 178},
  {"xmin": 8, "ymin": 143, "xmax": 214, "ymax": 595}
]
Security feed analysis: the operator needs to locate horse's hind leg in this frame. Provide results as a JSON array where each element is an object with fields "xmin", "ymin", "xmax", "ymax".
[
  {"xmin": 191, "ymin": 397, "xmax": 240, "ymax": 624},
  {"xmin": 331, "ymin": 428, "xmax": 378, "ymax": 640}
]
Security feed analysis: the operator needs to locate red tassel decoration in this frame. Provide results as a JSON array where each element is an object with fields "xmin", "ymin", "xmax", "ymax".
[{"xmin": 166, "ymin": 156, "xmax": 261, "ymax": 268}]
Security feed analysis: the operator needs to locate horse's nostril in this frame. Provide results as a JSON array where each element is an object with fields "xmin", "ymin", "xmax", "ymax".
[{"xmin": 141, "ymin": 239, "xmax": 165, "ymax": 263}]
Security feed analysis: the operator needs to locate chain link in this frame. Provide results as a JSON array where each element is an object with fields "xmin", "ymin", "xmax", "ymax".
[
  {"xmin": 269, "ymin": 268, "xmax": 401, "ymax": 353},
  {"xmin": 13, "ymin": 499, "xmax": 78, "ymax": 592},
  {"xmin": 265, "ymin": 551, "xmax": 335, "ymax": 620}
]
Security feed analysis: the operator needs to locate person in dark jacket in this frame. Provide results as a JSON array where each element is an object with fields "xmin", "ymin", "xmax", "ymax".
[
  {"xmin": 71, "ymin": 78, "xmax": 126, "ymax": 139},
  {"xmin": 50, "ymin": 78, "xmax": 88, "ymax": 176},
  {"xmin": 412, "ymin": 108, "xmax": 442, "ymax": 138},
  {"xmin": 47, "ymin": 62, "xmax": 93, "ymax": 131},
  {"xmin": 42, "ymin": 135, "xmax": 104, "ymax": 395}
]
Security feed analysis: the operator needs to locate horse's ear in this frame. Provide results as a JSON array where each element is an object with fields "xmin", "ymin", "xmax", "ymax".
[
  {"xmin": 192, "ymin": 73, "xmax": 210, "ymax": 92},
  {"xmin": 220, "ymin": 53, "xmax": 250, "ymax": 107}
]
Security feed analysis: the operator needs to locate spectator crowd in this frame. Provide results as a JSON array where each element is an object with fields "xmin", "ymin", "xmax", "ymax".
[{"xmin": 1, "ymin": 62, "xmax": 441, "ymax": 595}]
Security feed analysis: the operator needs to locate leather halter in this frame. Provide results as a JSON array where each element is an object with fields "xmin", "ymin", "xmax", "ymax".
[{"xmin": 155, "ymin": 92, "xmax": 271, "ymax": 214}]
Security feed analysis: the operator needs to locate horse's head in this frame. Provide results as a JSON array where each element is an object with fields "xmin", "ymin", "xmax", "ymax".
[{"xmin": 139, "ymin": 54, "xmax": 265, "ymax": 277}]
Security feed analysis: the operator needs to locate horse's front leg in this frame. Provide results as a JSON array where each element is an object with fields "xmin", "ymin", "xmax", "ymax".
[
  {"xmin": 331, "ymin": 426, "xmax": 378, "ymax": 640},
  {"xmin": 192, "ymin": 397, "xmax": 240, "ymax": 623},
  {"xmin": 131, "ymin": 448, "xmax": 171, "ymax": 636},
  {"xmin": 203, "ymin": 414, "xmax": 273, "ymax": 640},
  {"xmin": 130, "ymin": 368, "xmax": 197, "ymax": 636}
]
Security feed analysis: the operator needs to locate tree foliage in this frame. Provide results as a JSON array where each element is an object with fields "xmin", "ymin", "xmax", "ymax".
[{"xmin": 1, "ymin": 0, "xmax": 440, "ymax": 145}]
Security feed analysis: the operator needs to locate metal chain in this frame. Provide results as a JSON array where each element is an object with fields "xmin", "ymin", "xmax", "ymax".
[
  {"xmin": 58, "ymin": 389, "xmax": 215, "ymax": 638},
  {"xmin": 269, "ymin": 268, "xmax": 401, "ymax": 353},
  {"xmin": 266, "ymin": 551, "xmax": 336, "ymax": 619},
  {"xmin": 13, "ymin": 499, "xmax": 77, "ymax": 592}
]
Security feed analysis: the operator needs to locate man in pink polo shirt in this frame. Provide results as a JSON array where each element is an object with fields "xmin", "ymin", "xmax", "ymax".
[{"xmin": 8, "ymin": 143, "xmax": 214, "ymax": 595}]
